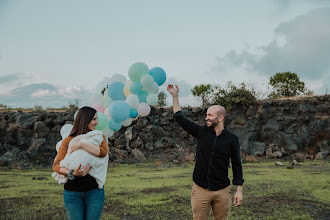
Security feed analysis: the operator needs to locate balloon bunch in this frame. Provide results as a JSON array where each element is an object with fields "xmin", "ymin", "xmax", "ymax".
[{"xmin": 89, "ymin": 62, "xmax": 166, "ymax": 139}]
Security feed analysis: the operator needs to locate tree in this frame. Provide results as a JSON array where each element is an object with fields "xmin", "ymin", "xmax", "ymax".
[
  {"xmin": 268, "ymin": 72, "xmax": 308, "ymax": 98},
  {"xmin": 157, "ymin": 91, "xmax": 167, "ymax": 107},
  {"xmin": 191, "ymin": 84, "xmax": 213, "ymax": 107},
  {"xmin": 212, "ymin": 82, "xmax": 256, "ymax": 111}
]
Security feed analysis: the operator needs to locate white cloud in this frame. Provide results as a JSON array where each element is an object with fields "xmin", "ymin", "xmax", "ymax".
[
  {"xmin": 31, "ymin": 89, "xmax": 57, "ymax": 98},
  {"xmin": 209, "ymin": 8, "xmax": 330, "ymax": 95}
]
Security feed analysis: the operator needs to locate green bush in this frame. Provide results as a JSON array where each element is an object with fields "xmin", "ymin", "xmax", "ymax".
[{"xmin": 211, "ymin": 82, "xmax": 256, "ymax": 111}]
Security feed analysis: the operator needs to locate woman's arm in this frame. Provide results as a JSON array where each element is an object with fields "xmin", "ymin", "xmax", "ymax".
[{"xmin": 69, "ymin": 135, "xmax": 108, "ymax": 157}]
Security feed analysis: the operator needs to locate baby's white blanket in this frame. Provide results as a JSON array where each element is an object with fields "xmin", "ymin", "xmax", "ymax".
[{"xmin": 52, "ymin": 130, "xmax": 109, "ymax": 189}]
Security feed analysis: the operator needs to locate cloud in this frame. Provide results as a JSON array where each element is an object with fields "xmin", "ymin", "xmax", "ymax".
[
  {"xmin": 0, "ymin": 73, "xmax": 20, "ymax": 85},
  {"xmin": 254, "ymin": 8, "xmax": 330, "ymax": 78},
  {"xmin": 31, "ymin": 89, "xmax": 57, "ymax": 98},
  {"xmin": 210, "ymin": 8, "xmax": 330, "ymax": 94}
]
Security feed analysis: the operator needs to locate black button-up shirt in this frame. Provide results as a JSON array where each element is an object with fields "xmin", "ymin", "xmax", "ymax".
[{"xmin": 174, "ymin": 110, "xmax": 244, "ymax": 191}]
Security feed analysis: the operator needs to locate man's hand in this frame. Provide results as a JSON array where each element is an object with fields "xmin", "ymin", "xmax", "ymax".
[
  {"xmin": 233, "ymin": 191, "xmax": 243, "ymax": 206},
  {"xmin": 167, "ymin": 84, "xmax": 180, "ymax": 96}
]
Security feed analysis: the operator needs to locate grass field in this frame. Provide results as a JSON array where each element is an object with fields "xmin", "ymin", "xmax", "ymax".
[{"xmin": 0, "ymin": 160, "xmax": 329, "ymax": 220}]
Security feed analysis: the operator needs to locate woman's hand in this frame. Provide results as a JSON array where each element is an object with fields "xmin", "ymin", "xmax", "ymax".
[
  {"xmin": 72, "ymin": 164, "xmax": 92, "ymax": 177},
  {"xmin": 69, "ymin": 142, "xmax": 82, "ymax": 154}
]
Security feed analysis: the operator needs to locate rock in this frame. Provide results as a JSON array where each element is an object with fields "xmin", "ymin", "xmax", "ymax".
[
  {"xmin": 249, "ymin": 142, "xmax": 266, "ymax": 156},
  {"xmin": 315, "ymin": 152, "xmax": 325, "ymax": 160},
  {"xmin": 270, "ymin": 151, "xmax": 282, "ymax": 158},
  {"xmin": 294, "ymin": 152, "xmax": 305, "ymax": 162},
  {"xmin": 34, "ymin": 121, "xmax": 48, "ymax": 132},
  {"xmin": 131, "ymin": 136, "xmax": 143, "ymax": 149},
  {"xmin": 134, "ymin": 118, "xmax": 148, "ymax": 130},
  {"xmin": 291, "ymin": 160, "xmax": 297, "ymax": 166},
  {"xmin": 154, "ymin": 140, "xmax": 163, "ymax": 149},
  {"xmin": 145, "ymin": 142, "xmax": 154, "ymax": 151},
  {"xmin": 275, "ymin": 161, "xmax": 282, "ymax": 166},
  {"xmin": 131, "ymin": 149, "xmax": 146, "ymax": 161}
]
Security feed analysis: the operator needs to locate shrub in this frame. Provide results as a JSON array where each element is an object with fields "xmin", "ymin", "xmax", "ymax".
[{"xmin": 212, "ymin": 81, "xmax": 256, "ymax": 111}]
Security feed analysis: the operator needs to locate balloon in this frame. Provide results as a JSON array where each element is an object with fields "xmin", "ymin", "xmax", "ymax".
[
  {"xmin": 92, "ymin": 103, "xmax": 105, "ymax": 113},
  {"xmin": 95, "ymin": 112, "xmax": 108, "ymax": 130},
  {"xmin": 104, "ymin": 107, "xmax": 111, "ymax": 119},
  {"xmin": 102, "ymin": 96, "xmax": 113, "ymax": 108},
  {"xmin": 141, "ymin": 74, "xmax": 154, "ymax": 89},
  {"xmin": 60, "ymin": 124, "xmax": 73, "ymax": 138},
  {"xmin": 145, "ymin": 82, "xmax": 159, "ymax": 94},
  {"xmin": 108, "ymin": 81, "xmax": 126, "ymax": 100},
  {"xmin": 109, "ymin": 119, "xmax": 122, "ymax": 131},
  {"xmin": 130, "ymin": 81, "xmax": 143, "ymax": 94},
  {"xmin": 74, "ymin": 110, "xmax": 79, "ymax": 120},
  {"xmin": 137, "ymin": 102, "xmax": 151, "ymax": 116},
  {"xmin": 110, "ymin": 74, "xmax": 127, "ymax": 84},
  {"xmin": 138, "ymin": 91, "xmax": 148, "ymax": 103},
  {"xmin": 149, "ymin": 67, "xmax": 166, "ymax": 86},
  {"xmin": 109, "ymin": 100, "xmax": 130, "ymax": 122},
  {"xmin": 124, "ymin": 81, "xmax": 133, "ymax": 97},
  {"xmin": 103, "ymin": 88, "xmax": 110, "ymax": 100},
  {"xmin": 102, "ymin": 125, "xmax": 114, "ymax": 138},
  {"xmin": 126, "ymin": 94, "xmax": 139, "ymax": 109},
  {"xmin": 130, "ymin": 108, "xmax": 138, "ymax": 118},
  {"xmin": 121, "ymin": 117, "xmax": 132, "ymax": 127},
  {"xmin": 146, "ymin": 94, "xmax": 158, "ymax": 106},
  {"xmin": 128, "ymin": 62, "xmax": 149, "ymax": 82},
  {"xmin": 90, "ymin": 93, "xmax": 104, "ymax": 105}
]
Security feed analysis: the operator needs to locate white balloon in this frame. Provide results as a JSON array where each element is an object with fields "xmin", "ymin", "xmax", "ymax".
[
  {"xmin": 103, "ymin": 96, "xmax": 113, "ymax": 108},
  {"xmin": 110, "ymin": 74, "xmax": 127, "ymax": 84},
  {"xmin": 102, "ymin": 126, "xmax": 114, "ymax": 138},
  {"xmin": 141, "ymin": 74, "xmax": 154, "ymax": 89},
  {"xmin": 121, "ymin": 117, "xmax": 132, "ymax": 127},
  {"xmin": 126, "ymin": 94, "xmax": 139, "ymax": 109},
  {"xmin": 145, "ymin": 82, "xmax": 159, "ymax": 94},
  {"xmin": 60, "ymin": 124, "xmax": 73, "ymax": 138},
  {"xmin": 146, "ymin": 94, "xmax": 158, "ymax": 106},
  {"xmin": 90, "ymin": 93, "xmax": 104, "ymax": 105},
  {"xmin": 137, "ymin": 102, "xmax": 151, "ymax": 116},
  {"xmin": 56, "ymin": 140, "xmax": 63, "ymax": 152}
]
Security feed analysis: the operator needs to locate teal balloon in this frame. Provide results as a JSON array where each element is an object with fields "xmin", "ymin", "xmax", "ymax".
[
  {"xmin": 74, "ymin": 110, "xmax": 79, "ymax": 120},
  {"xmin": 128, "ymin": 62, "xmax": 149, "ymax": 82},
  {"xmin": 108, "ymin": 81, "xmax": 126, "ymax": 100},
  {"xmin": 130, "ymin": 81, "xmax": 143, "ymax": 94},
  {"xmin": 149, "ymin": 67, "xmax": 166, "ymax": 86},
  {"xmin": 95, "ymin": 112, "xmax": 108, "ymax": 131},
  {"xmin": 130, "ymin": 108, "xmax": 138, "ymax": 118},
  {"xmin": 109, "ymin": 100, "xmax": 130, "ymax": 122},
  {"xmin": 108, "ymin": 119, "xmax": 122, "ymax": 131},
  {"xmin": 138, "ymin": 91, "xmax": 148, "ymax": 103}
]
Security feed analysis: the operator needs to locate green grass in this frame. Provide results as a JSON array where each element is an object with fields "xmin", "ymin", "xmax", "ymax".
[{"xmin": 0, "ymin": 160, "xmax": 329, "ymax": 220}]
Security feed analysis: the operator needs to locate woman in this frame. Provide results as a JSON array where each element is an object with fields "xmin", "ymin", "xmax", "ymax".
[{"xmin": 53, "ymin": 106, "xmax": 109, "ymax": 220}]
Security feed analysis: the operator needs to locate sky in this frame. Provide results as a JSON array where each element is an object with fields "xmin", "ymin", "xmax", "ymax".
[{"xmin": 0, "ymin": 0, "xmax": 329, "ymax": 107}]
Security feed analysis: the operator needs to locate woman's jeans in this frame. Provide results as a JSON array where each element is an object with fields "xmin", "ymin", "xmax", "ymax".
[{"xmin": 64, "ymin": 188, "xmax": 105, "ymax": 220}]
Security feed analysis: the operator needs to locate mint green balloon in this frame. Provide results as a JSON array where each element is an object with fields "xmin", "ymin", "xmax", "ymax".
[
  {"xmin": 128, "ymin": 62, "xmax": 149, "ymax": 82},
  {"xmin": 95, "ymin": 112, "xmax": 108, "ymax": 130}
]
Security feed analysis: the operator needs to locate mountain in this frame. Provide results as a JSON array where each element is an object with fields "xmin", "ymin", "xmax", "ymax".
[{"xmin": 0, "ymin": 83, "xmax": 83, "ymax": 108}]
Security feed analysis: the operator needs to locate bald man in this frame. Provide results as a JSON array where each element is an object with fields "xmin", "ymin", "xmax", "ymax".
[{"xmin": 167, "ymin": 84, "xmax": 244, "ymax": 220}]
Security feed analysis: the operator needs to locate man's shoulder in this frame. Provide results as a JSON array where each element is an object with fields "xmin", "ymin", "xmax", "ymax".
[{"xmin": 225, "ymin": 128, "xmax": 239, "ymax": 139}]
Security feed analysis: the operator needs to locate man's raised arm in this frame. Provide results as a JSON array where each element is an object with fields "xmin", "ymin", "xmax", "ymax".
[{"xmin": 167, "ymin": 84, "xmax": 182, "ymax": 113}]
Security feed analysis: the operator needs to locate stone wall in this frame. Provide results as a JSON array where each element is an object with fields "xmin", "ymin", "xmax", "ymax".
[{"xmin": 0, "ymin": 95, "xmax": 329, "ymax": 168}]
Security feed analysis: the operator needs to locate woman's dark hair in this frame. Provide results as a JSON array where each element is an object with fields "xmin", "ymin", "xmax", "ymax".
[{"xmin": 69, "ymin": 106, "xmax": 97, "ymax": 137}]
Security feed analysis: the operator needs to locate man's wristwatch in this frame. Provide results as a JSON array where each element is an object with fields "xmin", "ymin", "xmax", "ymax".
[{"xmin": 68, "ymin": 169, "xmax": 75, "ymax": 180}]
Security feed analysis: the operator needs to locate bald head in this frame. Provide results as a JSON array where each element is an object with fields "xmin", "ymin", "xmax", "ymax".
[{"xmin": 208, "ymin": 105, "xmax": 226, "ymax": 119}]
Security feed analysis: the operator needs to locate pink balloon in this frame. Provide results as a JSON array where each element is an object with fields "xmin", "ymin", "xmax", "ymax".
[
  {"xmin": 104, "ymin": 107, "xmax": 111, "ymax": 119},
  {"xmin": 92, "ymin": 103, "xmax": 105, "ymax": 113}
]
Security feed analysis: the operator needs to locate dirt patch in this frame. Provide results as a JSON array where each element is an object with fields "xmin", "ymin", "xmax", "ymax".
[{"xmin": 140, "ymin": 186, "xmax": 177, "ymax": 194}]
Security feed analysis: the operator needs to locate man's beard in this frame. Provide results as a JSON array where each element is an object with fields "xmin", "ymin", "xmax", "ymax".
[{"xmin": 207, "ymin": 118, "xmax": 219, "ymax": 127}]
